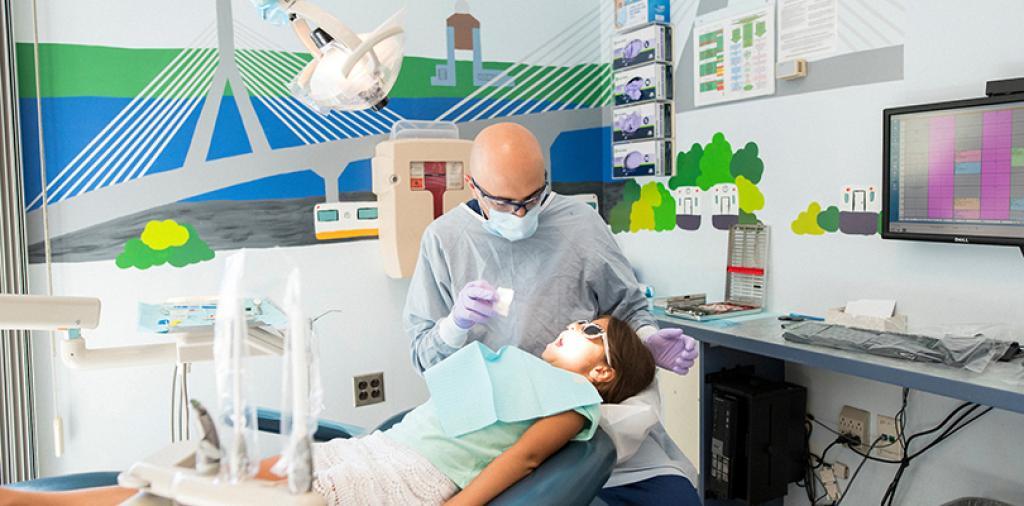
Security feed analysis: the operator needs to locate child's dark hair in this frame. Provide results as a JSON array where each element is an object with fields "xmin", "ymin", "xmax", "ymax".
[{"xmin": 594, "ymin": 316, "xmax": 656, "ymax": 404}]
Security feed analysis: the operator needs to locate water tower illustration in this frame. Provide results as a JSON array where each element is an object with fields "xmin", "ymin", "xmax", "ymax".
[{"xmin": 431, "ymin": 0, "xmax": 515, "ymax": 87}]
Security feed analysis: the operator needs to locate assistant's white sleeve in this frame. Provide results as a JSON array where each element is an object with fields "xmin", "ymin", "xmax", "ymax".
[{"xmin": 598, "ymin": 377, "xmax": 663, "ymax": 464}]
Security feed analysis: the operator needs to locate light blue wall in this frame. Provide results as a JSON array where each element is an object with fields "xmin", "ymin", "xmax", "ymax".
[{"xmin": 616, "ymin": 1, "xmax": 1024, "ymax": 505}]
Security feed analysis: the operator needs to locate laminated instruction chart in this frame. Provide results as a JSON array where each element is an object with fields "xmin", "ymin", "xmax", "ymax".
[
  {"xmin": 693, "ymin": 1, "xmax": 775, "ymax": 107},
  {"xmin": 892, "ymin": 107, "xmax": 1024, "ymax": 222}
]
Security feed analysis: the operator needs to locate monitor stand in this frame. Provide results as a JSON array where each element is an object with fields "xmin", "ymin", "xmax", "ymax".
[{"xmin": 986, "ymin": 77, "xmax": 1024, "ymax": 97}]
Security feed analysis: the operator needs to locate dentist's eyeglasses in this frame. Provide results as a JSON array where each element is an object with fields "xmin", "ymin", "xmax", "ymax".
[
  {"xmin": 471, "ymin": 177, "xmax": 549, "ymax": 214},
  {"xmin": 572, "ymin": 320, "xmax": 612, "ymax": 367}
]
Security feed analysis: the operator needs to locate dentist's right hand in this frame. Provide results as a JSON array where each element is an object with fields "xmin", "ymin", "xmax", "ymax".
[{"xmin": 451, "ymin": 280, "xmax": 498, "ymax": 329}]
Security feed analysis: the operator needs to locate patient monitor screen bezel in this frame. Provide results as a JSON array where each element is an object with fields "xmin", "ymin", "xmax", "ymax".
[{"xmin": 882, "ymin": 93, "xmax": 1024, "ymax": 248}]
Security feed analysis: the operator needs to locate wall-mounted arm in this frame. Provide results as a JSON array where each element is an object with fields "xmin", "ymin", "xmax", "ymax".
[
  {"xmin": 0, "ymin": 294, "xmax": 284, "ymax": 369},
  {"xmin": 60, "ymin": 331, "xmax": 178, "ymax": 370},
  {"xmin": 0, "ymin": 294, "xmax": 100, "ymax": 331}
]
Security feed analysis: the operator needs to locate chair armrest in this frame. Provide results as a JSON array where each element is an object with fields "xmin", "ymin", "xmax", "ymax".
[
  {"xmin": 373, "ymin": 408, "xmax": 414, "ymax": 432},
  {"xmin": 490, "ymin": 428, "xmax": 617, "ymax": 506},
  {"xmin": 256, "ymin": 408, "xmax": 364, "ymax": 442},
  {"xmin": 4, "ymin": 472, "xmax": 121, "ymax": 491}
]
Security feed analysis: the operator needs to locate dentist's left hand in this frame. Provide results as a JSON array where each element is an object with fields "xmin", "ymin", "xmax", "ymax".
[{"xmin": 646, "ymin": 328, "xmax": 699, "ymax": 375}]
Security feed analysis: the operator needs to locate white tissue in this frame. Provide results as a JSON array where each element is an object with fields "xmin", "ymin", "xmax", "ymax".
[{"xmin": 495, "ymin": 287, "xmax": 514, "ymax": 317}]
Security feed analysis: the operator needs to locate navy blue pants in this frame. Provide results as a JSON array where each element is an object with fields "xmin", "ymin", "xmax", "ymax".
[{"xmin": 596, "ymin": 475, "xmax": 702, "ymax": 506}]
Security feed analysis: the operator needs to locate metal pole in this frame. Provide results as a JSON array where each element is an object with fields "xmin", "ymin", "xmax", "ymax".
[{"xmin": 0, "ymin": 0, "xmax": 37, "ymax": 484}]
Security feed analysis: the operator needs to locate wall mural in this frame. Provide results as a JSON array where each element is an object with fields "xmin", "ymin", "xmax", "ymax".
[
  {"xmin": 608, "ymin": 132, "xmax": 766, "ymax": 233},
  {"xmin": 791, "ymin": 185, "xmax": 881, "ymax": 236},
  {"xmin": 20, "ymin": 0, "xmax": 611, "ymax": 266},
  {"xmin": 115, "ymin": 219, "xmax": 215, "ymax": 270}
]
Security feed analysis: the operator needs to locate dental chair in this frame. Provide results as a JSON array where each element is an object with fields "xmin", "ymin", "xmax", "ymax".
[{"xmin": 8, "ymin": 408, "xmax": 617, "ymax": 505}]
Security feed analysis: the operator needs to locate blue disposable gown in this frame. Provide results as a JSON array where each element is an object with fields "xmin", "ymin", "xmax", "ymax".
[
  {"xmin": 403, "ymin": 193, "xmax": 697, "ymax": 488},
  {"xmin": 405, "ymin": 193, "xmax": 655, "ymax": 368}
]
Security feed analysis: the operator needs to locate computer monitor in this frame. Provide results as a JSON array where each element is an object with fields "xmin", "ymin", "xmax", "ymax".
[{"xmin": 883, "ymin": 94, "xmax": 1024, "ymax": 249}]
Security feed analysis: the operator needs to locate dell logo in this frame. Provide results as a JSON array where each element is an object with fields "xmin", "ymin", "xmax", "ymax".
[{"xmin": 954, "ymin": 237, "xmax": 969, "ymax": 243}]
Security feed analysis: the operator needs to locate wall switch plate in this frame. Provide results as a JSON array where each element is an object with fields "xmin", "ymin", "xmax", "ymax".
[
  {"xmin": 877, "ymin": 414, "xmax": 904, "ymax": 460},
  {"xmin": 353, "ymin": 372, "xmax": 385, "ymax": 407},
  {"xmin": 839, "ymin": 405, "xmax": 871, "ymax": 450}
]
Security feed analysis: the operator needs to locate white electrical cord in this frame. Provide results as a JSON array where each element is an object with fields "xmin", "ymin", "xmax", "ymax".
[{"xmin": 31, "ymin": 0, "xmax": 64, "ymax": 459}]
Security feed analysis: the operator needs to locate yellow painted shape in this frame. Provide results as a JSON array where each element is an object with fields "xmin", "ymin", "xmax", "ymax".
[{"xmin": 140, "ymin": 219, "xmax": 189, "ymax": 251}]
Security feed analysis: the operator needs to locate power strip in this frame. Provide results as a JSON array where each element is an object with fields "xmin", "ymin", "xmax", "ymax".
[{"xmin": 839, "ymin": 405, "xmax": 871, "ymax": 451}]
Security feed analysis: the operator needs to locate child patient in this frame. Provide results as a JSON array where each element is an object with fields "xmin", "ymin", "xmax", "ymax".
[{"xmin": 0, "ymin": 316, "xmax": 655, "ymax": 506}]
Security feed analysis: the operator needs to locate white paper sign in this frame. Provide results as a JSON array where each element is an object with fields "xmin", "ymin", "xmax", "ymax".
[
  {"xmin": 693, "ymin": 0, "xmax": 776, "ymax": 107},
  {"xmin": 778, "ymin": 0, "xmax": 837, "ymax": 62}
]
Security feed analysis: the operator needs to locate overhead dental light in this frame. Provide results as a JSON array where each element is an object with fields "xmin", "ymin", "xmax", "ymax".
[{"xmin": 251, "ymin": 0, "xmax": 405, "ymax": 113}]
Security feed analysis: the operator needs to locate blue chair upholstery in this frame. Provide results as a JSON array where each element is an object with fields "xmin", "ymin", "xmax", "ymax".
[
  {"xmin": 7, "ymin": 408, "xmax": 617, "ymax": 505},
  {"xmin": 256, "ymin": 407, "xmax": 362, "ymax": 441},
  {"xmin": 4, "ymin": 471, "xmax": 120, "ymax": 491},
  {"xmin": 372, "ymin": 408, "xmax": 617, "ymax": 506}
]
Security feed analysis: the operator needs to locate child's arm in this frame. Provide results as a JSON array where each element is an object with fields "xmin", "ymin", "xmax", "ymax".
[{"xmin": 444, "ymin": 410, "xmax": 586, "ymax": 506}]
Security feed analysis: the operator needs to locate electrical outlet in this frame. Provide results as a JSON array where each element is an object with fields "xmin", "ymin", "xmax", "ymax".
[
  {"xmin": 876, "ymin": 414, "xmax": 904, "ymax": 460},
  {"xmin": 839, "ymin": 405, "xmax": 870, "ymax": 450},
  {"xmin": 353, "ymin": 372, "xmax": 385, "ymax": 407}
]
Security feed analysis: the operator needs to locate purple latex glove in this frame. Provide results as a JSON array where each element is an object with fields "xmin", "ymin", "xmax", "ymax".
[
  {"xmin": 647, "ymin": 328, "xmax": 699, "ymax": 374},
  {"xmin": 451, "ymin": 280, "xmax": 497, "ymax": 330}
]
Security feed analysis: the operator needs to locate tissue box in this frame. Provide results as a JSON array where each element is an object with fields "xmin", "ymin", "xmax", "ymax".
[
  {"xmin": 825, "ymin": 307, "xmax": 908, "ymax": 333},
  {"xmin": 613, "ymin": 102, "xmax": 672, "ymax": 142},
  {"xmin": 614, "ymin": 63, "xmax": 673, "ymax": 106},
  {"xmin": 613, "ymin": 140, "xmax": 672, "ymax": 179},
  {"xmin": 614, "ymin": 0, "xmax": 670, "ymax": 32},
  {"xmin": 613, "ymin": 24, "xmax": 672, "ymax": 69}
]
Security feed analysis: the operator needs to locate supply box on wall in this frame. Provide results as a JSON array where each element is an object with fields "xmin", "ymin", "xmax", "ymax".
[
  {"xmin": 610, "ymin": 4, "xmax": 674, "ymax": 180},
  {"xmin": 613, "ymin": 102, "xmax": 673, "ymax": 142},
  {"xmin": 614, "ymin": 0, "xmax": 670, "ymax": 31},
  {"xmin": 613, "ymin": 140, "xmax": 673, "ymax": 178},
  {"xmin": 614, "ymin": 63, "xmax": 673, "ymax": 106},
  {"xmin": 613, "ymin": 24, "xmax": 672, "ymax": 70}
]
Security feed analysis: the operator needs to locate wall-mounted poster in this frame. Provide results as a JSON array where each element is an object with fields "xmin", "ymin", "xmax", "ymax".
[{"xmin": 693, "ymin": 0, "xmax": 775, "ymax": 107}]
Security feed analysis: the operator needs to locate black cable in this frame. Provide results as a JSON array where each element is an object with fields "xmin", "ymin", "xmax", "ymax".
[
  {"xmin": 908, "ymin": 406, "xmax": 992, "ymax": 460},
  {"xmin": 903, "ymin": 402, "xmax": 977, "ymax": 452},
  {"xmin": 881, "ymin": 402, "xmax": 993, "ymax": 506},
  {"xmin": 896, "ymin": 388, "xmax": 909, "ymax": 450},
  {"xmin": 815, "ymin": 438, "xmax": 843, "ymax": 469},
  {"xmin": 835, "ymin": 436, "xmax": 884, "ymax": 505},
  {"xmin": 805, "ymin": 397, "xmax": 992, "ymax": 506},
  {"xmin": 802, "ymin": 419, "xmax": 819, "ymax": 504},
  {"xmin": 809, "ymin": 415, "xmax": 844, "ymax": 438}
]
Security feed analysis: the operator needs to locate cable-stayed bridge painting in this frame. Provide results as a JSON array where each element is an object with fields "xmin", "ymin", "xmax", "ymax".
[{"xmin": 20, "ymin": 0, "xmax": 613, "ymax": 262}]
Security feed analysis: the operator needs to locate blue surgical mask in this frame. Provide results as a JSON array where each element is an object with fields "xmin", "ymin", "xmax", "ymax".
[{"xmin": 482, "ymin": 205, "xmax": 542, "ymax": 242}]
